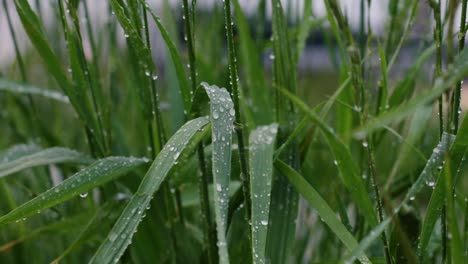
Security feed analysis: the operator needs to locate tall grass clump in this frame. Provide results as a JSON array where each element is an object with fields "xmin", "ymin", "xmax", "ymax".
[{"xmin": 0, "ymin": 0, "xmax": 467, "ymax": 263}]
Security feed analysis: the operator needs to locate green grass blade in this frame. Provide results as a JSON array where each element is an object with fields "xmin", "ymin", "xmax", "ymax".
[
  {"xmin": 275, "ymin": 160, "xmax": 370, "ymax": 264},
  {"xmin": 418, "ymin": 114, "xmax": 468, "ymax": 257},
  {"xmin": 143, "ymin": 5, "xmax": 191, "ymax": 113},
  {"xmin": 202, "ymin": 83, "xmax": 235, "ymax": 264},
  {"xmin": 0, "ymin": 156, "xmax": 147, "ymax": 226},
  {"xmin": 280, "ymin": 88, "xmax": 378, "ymax": 226},
  {"xmin": 355, "ymin": 47, "xmax": 468, "ymax": 139},
  {"xmin": 0, "ymin": 78, "xmax": 70, "ymax": 103},
  {"xmin": 90, "ymin": 116, "xmax": 209, "ymax": 263},
  {"xmin": 0, "ymin": 144, "xmax": 41, "ymax": 161},
  {"xmin": 344, "ymin": 132, "xmax": 456, "ymax": 263},
  {"xmin": 249, "ymin": 124, "xmax": 278, "ymax": 264},
  {"xmin": 0, "ymin": 147, "xmax": 94, "ymax": 178}
]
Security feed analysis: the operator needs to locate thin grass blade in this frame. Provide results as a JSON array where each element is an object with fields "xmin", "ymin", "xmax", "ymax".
[
  {"xmin": 0, "ymin": 147, "xmax": 94, "ymax": 178},
  {"xmin": 344, "ymin": 132, "xmax": 456, "ymax": 263},
  {"xmin": 0, "ymin": 79, "xmax": 70, "ymax": 103},
  {"xmin": 90, "ymin": 116, "xmax": 209, "ymax": 263},
  {"xmin": 275, "ymin": 160, "xmax": 370, "ymax": 264},
  {"xmin": 0, "ymin": 156, "xmax": 147, "ymax": 225},
  {"xmin": 280, "ymin": 88, "xmax": 378, "ymax": 226},
  {"xmin": 249, "ymin": 124, "xmax": 278, "ymax": 264}
]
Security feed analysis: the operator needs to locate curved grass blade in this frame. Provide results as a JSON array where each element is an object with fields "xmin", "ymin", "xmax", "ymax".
[
  {"xmin": 202, "ymin": 83, "xmax": 235, "ymax": 264},
  {"xmin": 417, "ymin": 114, "xmax": 468, "ymax": 257},
  {"xmin": 344, "ymin": 132, "xmax": 456, "ymax": 263},
  {"xmin": 355, "ymin": 47, "xmax": 468, "ymax": 139},
  {"xmin": 0, "ymin": 156, "xmax": 147, "ymax": 225},
  {"xmin": 275, "ymin": 160, "xmax": 370, "ymax": 264},
  {"xmin": 280, "ymin": 88, "xmax": 378, "ymax": 227},
  {"xmin": 0, "ymin": 144, "xmax": 41, "ymax": 162},
  {"xmin": 0, "ymin": 79, "xmax": 70, "ymax": 103},
  {"xmin": 143, "ymin": 5, "xmax": 191, "ymax": 113},
  {"xmin": 0, "ymin": 147, "xmax": 94, "ymax": 178},
  {"xmin": 249, "ymin": 124, "xmax": 278, "ymax": 264},
  {"xmin": 90, "ymin": 117, "xmax": 209, "ymax": 264}
]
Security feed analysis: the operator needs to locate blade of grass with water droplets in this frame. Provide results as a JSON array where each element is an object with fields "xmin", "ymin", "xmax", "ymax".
[
  {"xmin": 0, "ymin": 147, "xmax": 94, "ymax": 178},
  {"xmin": 275, "ymin": 160, "xmax": 370, "ymax": 264},
  {"xmin": 280, "ymin": 88, "xmax": 378, "ymax": 227},
  {"xmin": 354, "ymin": 47, "xmax": 468, "ymax": 139},
  {"xmin": 418, "ymin": 114, "xmax": 468, "ymax": 258},
  {"xmin": 0, "ymin": 79, "xmax": 70, "ymax": 103},
  {"xmin": 0, "ymin": 144, "xmax": 41, "ymax": 162},
  {"xmin": 143, "ymin": 5, "xmax": 191, "ymax": 113},
  {"xmin": 344, "ymin": 132, "xmax": 456, "ymax": 263},
  {"xmin": 202, "ymin": 83, "xmax": 235, "ymax": 264},
  {"xmin": 249, "ymin": 124, "xmax": 278, "ymax": 264},
  {"xmin": 90, "ymin": 117, "xmax": 209, "ymax": 263},
  {"xmin": 0, "ymin": 156, "xmax": 147, "ymax": 225}
]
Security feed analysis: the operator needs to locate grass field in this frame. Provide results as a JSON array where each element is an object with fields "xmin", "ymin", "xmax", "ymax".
[{"xmin": 0, "ymin": 0, "xmax": 468, "ymax": 263}]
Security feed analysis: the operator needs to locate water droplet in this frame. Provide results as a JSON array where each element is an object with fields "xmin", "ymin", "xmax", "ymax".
[
  {"xmin": 261, "ymin": 220, "xmax": 268, "ymax": 226},
  {"xmin": 80, "ymin": 192, "xmax": 88, "ymax": 198}
]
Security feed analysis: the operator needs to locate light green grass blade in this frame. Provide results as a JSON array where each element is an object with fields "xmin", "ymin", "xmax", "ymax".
[
  {"xmin": 202, "ymin": 83, "xmax": 235, "ymax": 264},
  {"xmin": 344, "ymin": 132, "xmax": 456, "ymax": 263},
  {"xmin": 280, "ymin": 88, "xmax": 378, "ymax": 226},
  {"xmin": 0, "ymin": 156, "xmax": 147, "ymax": 225},
  {"xmin": 90, "ymin": 116, "xmax": 209, "ymax": 264},
  {"xmin": 355, "ymin": 47, "xmax": 468, "ymax": 139},
  {"xmin": 143, "ymin": 5, "xmax": 191, "ymax": 113},
  {"xmin": 0, "ymin": 78, "xmax": 70, "ymax": 103},
  {"xmin": 249, "ymin": 124, "xmax": 278, "ymax": 264},
  {"xmin": 417, "ymin": 114, "xmax": 468, "ymax": 257},
  {"xmin": 275, "ymin": 160, "xmax": 370, "ymax": 264},
  {"xmin": 0, "ymin": 147, "xmax": 94, "ymax": 178},
  {"xmin": 0, "ymin": 144, "xmax": 41, "ymax": 162}
]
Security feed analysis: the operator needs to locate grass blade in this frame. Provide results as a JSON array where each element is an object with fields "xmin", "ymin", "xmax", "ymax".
[
  {"xmin": 0, "ymin": 147, "xmax": 94, "ymax": 178},
  {"xmin": 418, "ymin": 114, "xmax": 468, "ymax": 257},
  {"xmin": 249, "ymin": 124, "xmax": 278, "ymax": 264},
  {"xmin": 143, "ymin": 5, "xmax": 191, "ymax": 113},
  {"xmin": 275, "ymin": 160, "xmax": 370, "ymax": 264},
  {"xmin": 355, "ymin": 47, "xmax": 468, "ymax": 139},
  {"xmin": 90, "ymin": 116, "xmax": 209, "ymax": 263},
  {"xmin": 202, "ymin": 83, "xmax": 235, "ymax": 264},
  {"xmin": 280, "ymin": 88, "xmax": 378, "ymax": 226},
  {"xmin": 344, "ymin": 132, "xmax": 456, "ymax": 263},
  {"xmin": 0, "ymin": 156, "xmax": 147, "ymax": 226},
  {"xmin": 0, "ymin": 78, "xmax": 70, "ymax": 103}
]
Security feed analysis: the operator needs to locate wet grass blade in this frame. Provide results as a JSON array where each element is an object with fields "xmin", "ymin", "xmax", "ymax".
[
  {"xmin": 143, "ymin": 5, "xmax": 191, "ymax": 113},
  {"xmin": 0, "ymin": 78, "xmax": 70, "ymax": 103},
  {"xmin": 344, "ymin": 132, "xmax": 456, "ymax": 263},
  {"xmin": 280, "ymin": 88, "xmax": 378, "ymax": 227},
  {"xmin": 90, "ymin": 117, "xmax": 209, "ymax": 263},
  {"xmin": 249, "ymin": 124, "xmax": 278, "ymax": 264},
  {"xmin": 355, "ymin": 47, "xmax": 468, "ymax": 139},
  {"xmin": 0, "ymin": 147, "xmax": 94, "ymax": 178},
  {"xmin": 275, "ymin": 160, "xmax": 370, "ymax": 264},
  {"xmin": 202, "ymin": 83, "xmax": 235, "ymax": 264},
  {"xmin": 0, "ymin": 156, "xmax": 147, "ymax": 225},
  {"xmin": 418, "ymin": 114, "xmax": 468, "ymax": 257}
]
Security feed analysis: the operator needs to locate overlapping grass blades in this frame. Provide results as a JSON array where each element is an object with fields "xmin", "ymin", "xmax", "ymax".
[
  {"xmin": 417, "ymin": 114, "xmax": 468, "ymax": 259},
  {"xmin": 276, "ymin": 161, "xmax": 370, "ymax": 264},
  {"xmin": 249, "ymin": 124, "xmax": 278, "ymax": 264},
  {"xmin": 90, "ymin": 116, "xmax": 209, "ymax": 263},
  {"xmin": 280, "ymin": 88, "xmax": 378, "ymax": 226},
  {"xmin": 0, "ymin": 156, "xmax": 147, "ymax": 225},
  {"xmin": 355, "ymin": 47, "xmax": 468, "ymax": 138},
  {"xmin": 201, "ymin": 83, "xmax": 235, "ymax": 264},
  {"xmin": 344, "ymin": 131, "xmax": 457, "ymax": 263},
  {"xmin": 0, "ymin": 147, "xmax": 93, "ymax": 178}
]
